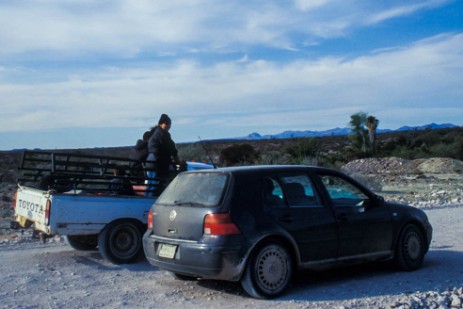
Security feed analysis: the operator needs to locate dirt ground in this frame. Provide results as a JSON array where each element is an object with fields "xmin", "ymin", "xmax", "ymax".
[{"xmin": 0, "ymin": 205, "xmax": 461, "ymax": 309}]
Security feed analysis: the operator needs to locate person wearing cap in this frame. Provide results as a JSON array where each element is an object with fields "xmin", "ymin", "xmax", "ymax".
[{"xmin": 145, "ymin": 114, "xmax": 180, "ymax": 195}]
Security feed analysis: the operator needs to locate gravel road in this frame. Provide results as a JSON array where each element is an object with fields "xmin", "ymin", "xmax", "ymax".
[{"xmin": 0, "ymin": 205, "xmax": 462, "ymax": 309}]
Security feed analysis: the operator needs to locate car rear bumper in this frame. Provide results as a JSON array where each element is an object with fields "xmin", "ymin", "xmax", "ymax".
[{"xmin": 143, "ymin": 232, "xmax": 245, "ymax": 281}]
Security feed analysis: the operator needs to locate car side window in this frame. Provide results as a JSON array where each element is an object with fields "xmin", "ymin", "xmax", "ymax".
[
  {"xmin": 280, "ymin": 174, "xmax": 321, "ymax": 208},
  {"xmin": 319, "ymin": 174, "xmax": 369, "ymax": 207},
  {"xmin": 263, "ymin": 177, "xmax": 285, "ymax": 208}
]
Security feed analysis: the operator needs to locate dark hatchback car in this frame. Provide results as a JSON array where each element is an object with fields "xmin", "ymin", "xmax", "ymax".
[{"xmin": 143, "ymin": 165, "xmax": 432, "ymax": 299}]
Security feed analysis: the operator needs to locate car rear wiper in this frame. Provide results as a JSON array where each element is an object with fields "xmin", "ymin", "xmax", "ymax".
[
  {"xmin": 173, "ymin": 200, "xmax": 206, "ymax": 207},
  {"xmin": 173, "ymin": 200, "xmax": 197, "ymax": 206}
]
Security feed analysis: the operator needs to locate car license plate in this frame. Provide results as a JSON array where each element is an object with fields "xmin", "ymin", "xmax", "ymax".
[{"xmin": 158, "ymin": 243, "xmax": 177, "ymax": 259}]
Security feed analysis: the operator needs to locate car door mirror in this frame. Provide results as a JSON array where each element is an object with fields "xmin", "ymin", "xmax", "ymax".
[
  {"xmin": 356, "ymin": 195, "xmax": 383, "ymax": 210},
  {"xmin": 374, "ymin": 194, "xmax": 385, "ymax": 207}
]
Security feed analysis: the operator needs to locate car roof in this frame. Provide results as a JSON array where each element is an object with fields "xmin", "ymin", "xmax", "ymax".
[{"xmin": 185, "ymin": 165, "xmax": 337, "ymax": 175}]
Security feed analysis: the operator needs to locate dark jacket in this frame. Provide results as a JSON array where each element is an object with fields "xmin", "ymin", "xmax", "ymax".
[
  {"xmin": 129, "ymin": 139, "xmax": 149, "ymax": 178},
  {"xmin": 129, "ymin": 139, "xmax": 149, "ymax": 163},
  {"xmin": 109, "ymin": 178, "xmax": 134, "ymax": 196},
  {"xmin": 147, "ymin": 126, "xmax": 178, "ymax": 176}
]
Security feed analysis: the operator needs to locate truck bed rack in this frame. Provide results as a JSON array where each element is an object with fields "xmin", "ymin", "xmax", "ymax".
[{"xmin": 17, "ymin": 150, "xmax": 166, "ymax": 196}]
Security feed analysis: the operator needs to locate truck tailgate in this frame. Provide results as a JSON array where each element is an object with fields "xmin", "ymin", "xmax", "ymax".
[{"xmin": 14, "ymin": 186, "xmax": 50, "ymax": 230}]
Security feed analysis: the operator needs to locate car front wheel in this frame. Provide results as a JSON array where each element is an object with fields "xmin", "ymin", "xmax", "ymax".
[
  {"xmin": 241, "ymin": 241, "xmax": 292, "ymax": 299},
  {"xmin": 394, "ymin": 224, "xmax": 425, "ymax": 271}
]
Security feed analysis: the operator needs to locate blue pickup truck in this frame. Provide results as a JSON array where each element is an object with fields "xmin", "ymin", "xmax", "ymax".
[{"xmin": 13, "ymin": 150, "xmax": 212, "ymax": 264}]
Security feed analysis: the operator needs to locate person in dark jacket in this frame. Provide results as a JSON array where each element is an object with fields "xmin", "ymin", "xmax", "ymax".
[
  {"xmin": 129, "ymin": 130, "xmax": 151, "ymax": 178},
  {"xmin": 109, "ymin": 166, "xmax": 134, "ymax": 196},
  {"xmin": 145, "ymin": 114, "xmax": 180, "ymax": 195}
]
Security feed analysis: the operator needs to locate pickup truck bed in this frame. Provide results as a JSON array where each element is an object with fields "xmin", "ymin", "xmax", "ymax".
[
  {"xmin": 13, "ymin": 150, "xmax": 213, "ymax": 264},
  {"xmin": 15, "ymin": 185, "xmax": 155, "ymax": 235}
]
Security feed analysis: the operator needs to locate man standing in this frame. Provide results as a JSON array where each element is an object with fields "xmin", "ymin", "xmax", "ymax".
[{"xmin": 145, "ymin": 114, "xmax": 180, "ymax": 195}]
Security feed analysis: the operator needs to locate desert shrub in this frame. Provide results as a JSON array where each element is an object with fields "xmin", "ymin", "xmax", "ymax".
[
  {"xmin": 0, "ymin": 171, "xmax": 16, "ymax": 183},
  {"xmin": 220, "ymin": 144, "xmax": 258, "ymax": 166},
  {"xmin": 298, "ymin": 156, "xmax": 319, "ymax": 166},
  {"xmin": 414, "ymin": 131, "xmax": 441, "ymax": 146},
  {"xmin": 458, "ymin": 138, "xmax": 463, "ymax": 161},
  {"xmin": 319, "ymin": 152, "xmax": 350, "ymax": 169},
  {"xmin": 286, "ymin": 138, "xmax": 320, "ymax": 164},
  {"xmin": 178, "ymin": 143, "xmax": 210, "ymax": 162},
  {"xmin": 388, "ymin": 146, "xmax": 431, "ymax": 160},
  {"xmin": 428, "ymin": 140, "xmax": 461, "ymax": 159},
  {"xmin": 257, "ymin": 151, "xmax": 291, "ymax": 165},
  {"xmin": 375, "ymin": 127, "xmax": 463, "ymax": 160}
]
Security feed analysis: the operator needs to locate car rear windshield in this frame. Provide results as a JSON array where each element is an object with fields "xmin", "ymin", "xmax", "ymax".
[{"xmin": 156, "ymin": 172, "xmax": 228, "ymax": 207}]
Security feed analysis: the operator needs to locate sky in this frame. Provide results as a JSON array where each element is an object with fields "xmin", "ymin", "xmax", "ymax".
[{"xmin": 1, "ymin": 0, "xmax": 462, "ymax": 150}]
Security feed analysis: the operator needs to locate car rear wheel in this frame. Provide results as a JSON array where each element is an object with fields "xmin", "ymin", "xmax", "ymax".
[
  {"xmin": 65, "ymin": 235, "xmax": 98, "ymax": 251},
  {"xmin": 98, "ymin": 220, "xmax": 145, "ymax": 264},
  {"xmin": 394, "ymin": 224, "xmax": 425, "ymax": 271},
  {"xmin": 241, "ymin": 241, "xmax": 292, "ymax": 299}
]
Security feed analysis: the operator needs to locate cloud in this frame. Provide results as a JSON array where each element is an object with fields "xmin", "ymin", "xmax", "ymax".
[
  {"xmin": 1, "ymin": 32, "xmax": 462, "ymax": 138},
  {"xmin": 0, "ymin": 0, "xmax": 451, "ymax": 57},
  {"xmin": 0, "ymin": 1, "xmax": 461, "ymax": 148},
  {"xmin": 366, "ymin": 0, "xmax": 452, "ymax": 25},
  {"xmin": 293, "ymin": 0, "xmax": 330, "ymax": 11}
]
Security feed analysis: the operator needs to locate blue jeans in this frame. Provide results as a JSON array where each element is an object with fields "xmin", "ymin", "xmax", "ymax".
[{"xmin": 145, "ymin": 170, "xmax": 159, "ymax": 196}]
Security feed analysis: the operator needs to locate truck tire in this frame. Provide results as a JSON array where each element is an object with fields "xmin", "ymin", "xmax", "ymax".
[
  {"xmin": 65, "ymin": 235, "xmax": 98, "ymax": 251},
  {"xmin": 98, "ymin": 220, "xmax": 145, "ymax": 264}
]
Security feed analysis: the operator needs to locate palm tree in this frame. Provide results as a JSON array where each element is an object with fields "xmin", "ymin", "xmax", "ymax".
[
  {"xmin": 349, "ymin": 112, "xmax": 368, "ymax": 153},
  {"xmin": 366, "ymin": 115, "xmax": 379, "ymax": 155}
]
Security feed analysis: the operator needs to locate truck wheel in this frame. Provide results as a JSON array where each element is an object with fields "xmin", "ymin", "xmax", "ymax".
[
  {"xmin": 98, "ymin": 220, "xmax": 145, "ymax": 264},
  {"xmin": 241, "ymin": 241, "xmax": 292, "ymax": 299},
  {"xmin": 65, "ymin": 235, "xmax": 98, "ymax": 251}
]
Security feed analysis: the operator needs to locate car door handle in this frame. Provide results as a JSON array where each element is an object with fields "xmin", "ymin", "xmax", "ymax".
[
  {"xmin": 279, "ymin": 215, "xmax": 293, "ymax": 223},
  {"xmin": 337, "ymin": 213, "xmax": 348, "ymax": 221}
]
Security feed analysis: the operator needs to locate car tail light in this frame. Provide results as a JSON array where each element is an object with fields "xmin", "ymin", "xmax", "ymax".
[
  {"xmin": 203, "ymin": 213, "xmax": 240, "ymax": 235},
  {"xmin": 44, "ymin": 199, "xmax": 51, "ymax": 225},
  {"xmin": 147, "ymin": 209, "xmax": 153, "ymax": 229}
]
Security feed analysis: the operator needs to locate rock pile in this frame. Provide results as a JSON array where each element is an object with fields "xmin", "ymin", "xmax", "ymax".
[
  {"xmin": 415, "ymin": 158, "xmax": 463, "ymax": 174},
  {"xmin": 387, "ymin": 287, "xmax": 463, "ymax": 309},
  {"xmin": 341, "ymin": 157, "xmax": 463, "ymax": 209},
  {"xmin": 342, "ymin": 157, "xmax": 463, "ymax": 175},
  {"xmin": 342, "ymin": 157, "xmax": 415, "ymax": 175}
]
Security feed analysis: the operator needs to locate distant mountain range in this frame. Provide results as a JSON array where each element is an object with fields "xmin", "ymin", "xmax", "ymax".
[{"xmin": 239, "ymin": 123, "xmax": 459, "ymax": 140}]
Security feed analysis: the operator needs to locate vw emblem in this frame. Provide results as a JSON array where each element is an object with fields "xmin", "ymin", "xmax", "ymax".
[{"xmin": 169, "ymin": 210, "xmax": 177, "ymax": 221}]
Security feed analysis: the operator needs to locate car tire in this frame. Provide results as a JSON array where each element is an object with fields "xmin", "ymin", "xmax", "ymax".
[
  {"xmin": 65, "ymin": 235, "xmax": 98, "ymax": 251},
  {"xmin": 98, "ymin": 220, "xmax": 145, "ymax": 264},
  {"xmin": 394, "ymin": 224, "xmax": 425, "ymax": 271},
  {"xmin": 241, "ymin": 241, "xmax": 292, "ymax": 299}
]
